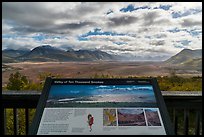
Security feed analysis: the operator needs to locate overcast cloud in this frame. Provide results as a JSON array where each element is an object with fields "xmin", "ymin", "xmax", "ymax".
[{"xmin": 2, "ymin": 2, "xmax": 202, "ymax": 61}]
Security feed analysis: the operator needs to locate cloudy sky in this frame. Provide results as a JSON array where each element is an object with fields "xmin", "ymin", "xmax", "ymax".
[{"xmin": 2, "ymin": 2, "xmax": 202, "ymax": 61}]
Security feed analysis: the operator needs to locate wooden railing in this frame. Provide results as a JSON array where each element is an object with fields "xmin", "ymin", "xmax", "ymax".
[{"xmin": 1, "ymin": 91, "xmax": 202, "ymax": 135}]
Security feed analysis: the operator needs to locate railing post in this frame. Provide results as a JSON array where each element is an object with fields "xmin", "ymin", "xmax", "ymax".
[
  {"xmin": 1, "ymin": 108, "xmax": 6, "ymax": 135},
  {"xmin": 173, "ymin": 108, "xmax": 178, "ymax": 135},
  {"xmin": 195, "ymin": 110, "xmax": 201, "ymax": 135},
  {"xmin": 4, "ymin": 109, "xmax": 7, "ymax": 135},
  {"xmin": 184, "ymin": 109, "xmax": 189, "ymax": 135},
  {"xmin": 13, "ymin": 108, "xmax": 18, "ymax": 135},
  {"xmin": 25, "ymin": 108, "xmax": 29, "ymax": 135}
]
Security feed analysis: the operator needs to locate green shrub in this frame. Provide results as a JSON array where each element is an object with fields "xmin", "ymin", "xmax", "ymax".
[{"xmin": 6, "ymin": 72, "xmax": 29, "ymax": 90}]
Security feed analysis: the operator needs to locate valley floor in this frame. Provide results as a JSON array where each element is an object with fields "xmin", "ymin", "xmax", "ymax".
[{"xmin": 2, "ymin": 61, "xmax": 202, "ymax": 86}]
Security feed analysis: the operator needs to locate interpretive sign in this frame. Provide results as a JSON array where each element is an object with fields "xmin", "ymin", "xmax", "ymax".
[{"xmin": 29, "ymin": 78, "xmax": 174, "ymax": 135}]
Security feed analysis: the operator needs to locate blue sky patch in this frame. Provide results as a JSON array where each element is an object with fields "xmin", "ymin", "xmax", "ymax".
[
  {"xmin": 78, "ymin": 28, "xmax": 128, "ymax": 42},
  {"xmin": 32, "ymin": 34, "xmax": 48, "ymax": 41},
  {"xmin": 79, "ymin": 28, "xmax": 126, "ymax": 40},
  {"xmin": 168, "ymin": 28, "xmax": 181, "ymax": 33},
  {"xmin": 178, "ymin": 40, "xmax": 191, "ymax": 46},
  {"xmin": 77, "ymin": 36, "xmax": 89, "ymax": 41},
  {"xmin": 168, "ymin": 28, "xmax": 202, "ymax": 37},
  {"xmin": 174, "ymin": 45, "xmax": 184, "ymax": 49},
  {"xmin": 120, "ymin": 4, "xmax": 135, "ymax": 12},
  {"xmin": 120, "ymin": 4, "xmax": 150, "ymax": 12},
  {"xmin": 154, "ymin": 4, "xmax": 172, "ymax": 11},
  {"xmin": 172, "ymin": 8, "xmax": 202, "ymax": 18},
  {"xmin": 32, "ymin": 34, "xmax": 64, "ymax": 41},
  {"xmin": 186, "ymin": 29, "xmax": 202, "ymax": 37}
]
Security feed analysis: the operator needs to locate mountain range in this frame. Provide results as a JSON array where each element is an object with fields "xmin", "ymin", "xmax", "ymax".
[
  {"xmin": 164, "ymin": 49, "xmax": 202, "ymax": 71},
  {"xmin": 2, "ymin": 48, "xmax": 30, "ymax": 63},
  {"xmin": 2, "ymin": 45, "xmax": 116, "ymax": 62},
  {"xmin": 2, "ymin": 45, "xmax": 202, "ymax": 71}
]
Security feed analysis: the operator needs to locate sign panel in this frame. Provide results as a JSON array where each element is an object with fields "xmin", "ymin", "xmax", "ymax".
[{"xmin": 29, "ymin": 78, "xmax": 174, "ymax": 135}]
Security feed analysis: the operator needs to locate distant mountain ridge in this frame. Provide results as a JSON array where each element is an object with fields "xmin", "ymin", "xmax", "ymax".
[
  {"xmin": 3, "ymin": 49, "xmax": 30, "ymax": 58},
  {"xmin": 2, "ymin": 45, "xmax": 116, "ymax": 62},
  {"xmin": 165, "ymin": 48, "xmax": 202, "ymax": 71},
  {"xmin": 2, "ymin": 49, "xmax": 31, "ymax": 63},
  {"xmin": 165, "ymin": 49, "xmax": 202, "ymax": 64},
  {"xmin": 2, "ymin": 46, "xmax": 202, "ymax": 68}
]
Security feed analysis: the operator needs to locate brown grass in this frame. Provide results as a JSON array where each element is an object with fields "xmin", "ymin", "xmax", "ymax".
[{"xmin": 2, "ymin": 61, "xmax": 202, "ymax": 86}]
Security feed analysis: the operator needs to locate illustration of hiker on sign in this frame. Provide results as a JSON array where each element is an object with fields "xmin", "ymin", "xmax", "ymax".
[{"xmin": 87, "ymin": 114, "xmax": 94, "ymax": 132}]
